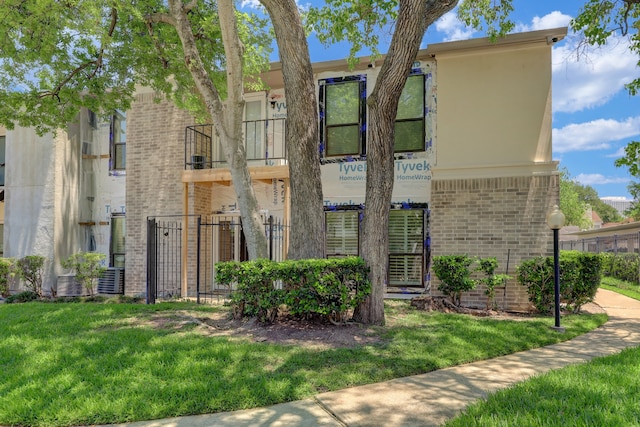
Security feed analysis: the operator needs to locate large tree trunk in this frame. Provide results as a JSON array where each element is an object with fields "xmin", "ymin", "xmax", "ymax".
[
  {"xmin": 167, "ymin": 0, "xmax": 268, "ymax": 259},
  {"xmin": 260, "ymin": 0, "xmax": 325, "ymax": 260},
  {"xmin": 355, "ymin": 0, "xmax": 458, "ymax": 325}
]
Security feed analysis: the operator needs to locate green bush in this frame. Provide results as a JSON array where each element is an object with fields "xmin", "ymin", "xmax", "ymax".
[
  {"xmin": 216, "ymin": 257, "xmax": 370, "ymax": 324},
  {"xmin": 517, "ymin": 251, "xmax": 602, "ymax": 314},
  {"xmin": 5, "ymin": 290, "xmax": 40, "ymax": 304},
  {"xmin": 601, "ymin": 252, "xmax": 640, "ymax": 284},
  {"xmin": 432, "ymin": 255, "xmax": 476, "ymax": 306},
  {"xmin": 0, "ymin": 258, "xmax": 17, "ymax": 298},
  {"xmin": 15, "ymin": 255, "xmax": 47, "ymax": 297},
  {"xmin": 61, "ymin": 252, "xmax": 107, "ymax": 296}
]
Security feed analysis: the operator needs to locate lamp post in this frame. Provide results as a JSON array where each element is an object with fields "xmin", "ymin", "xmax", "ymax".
[{"xmin": 546, "ymin": 205, "xmax": 565, "ymax": 332}]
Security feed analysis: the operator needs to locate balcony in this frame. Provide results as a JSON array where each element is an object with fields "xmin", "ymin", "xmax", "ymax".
[{"xmin": 185, "ymin": 119, "xmax": 287, "ymax": 171}]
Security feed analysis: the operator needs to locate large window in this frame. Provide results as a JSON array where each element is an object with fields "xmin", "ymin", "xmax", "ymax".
[
  {"xmin": 394, "ymin": 74, "xmax": 425, "ymax": 153},
  {"xmin": 110, "ymin": 215, "xmax": 125, "ymax": 268},
  {"xmin": 324, "ymin": 207, "xmax": 427, "ymax": 288},
  {"xmin": 320, "ymin": 76, "xmax": 366, "ymax": 158},
  {"xmin": 110, "ymin": 110, "xmax": 126, "ymax": 171},
  {"xmin": 325, "ymin": 211, "xmax": 360, "ymax": 257}
]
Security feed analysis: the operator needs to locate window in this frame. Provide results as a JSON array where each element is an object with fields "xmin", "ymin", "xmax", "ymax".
[
  {"xmin": 395, "ymin": 74, "xmax": 425, "ymax": 153},
  {"xmin": 110, "ymin": 110, "xmax": 126, "ymax": 171},
  {"xmin": 388, "ymin": 210, "xmax": 424, "ymax": 287},
  {"xmin": 0, "ymin": 135, "xmax": 5, "ymax": 186},
  {"xmin": 325, "ymin": 211, "xmax": 360, "ymax": 257},
  {"xmin": 110, "ymin": 215, "xmax": 125, "ymax": 268},
  {"xmin": 320, "ymin": 76, "xmax": 366, "ymax": 158},
  {"xmin": 244, "ymin": 100, "xmax": 264, "ymax": 160},
  {"xmin": 217, "ymin": 219, "xmax": 248, "ymax": 262},
  {"xmin": 88, "ymin": 110, "xmax": 98, "ymax": 129}
]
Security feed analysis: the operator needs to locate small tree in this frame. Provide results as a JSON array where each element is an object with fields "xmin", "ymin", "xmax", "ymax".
[
  {"xmin": 476, "ymin": 257, "xmax": 510, "ymax": 310},
  {"xmin": 16, "ymin": 255, "xmax": 47, "ymax": 297},
  {"xmin": 62, "ymin": 252, "xmax": 107, "ymax": 296}
]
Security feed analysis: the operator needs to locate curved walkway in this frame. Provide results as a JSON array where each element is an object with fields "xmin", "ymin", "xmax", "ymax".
[{"xmin": 102, "ymin": 289, "xmax": 640, "ymax": 427}]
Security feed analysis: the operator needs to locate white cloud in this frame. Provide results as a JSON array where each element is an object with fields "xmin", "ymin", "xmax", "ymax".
[
  {"xmin": 516, "ymin": 11, "xmax": 572, "ymax": 32},
  {"xmin": 606, "ymin": 147, "xmax": 627, "ymax": 158},
  {"xmin": 553, "ymin": 33, "xmax": 638, "ymax": 113},
  {"xmin": 434, "ymin": 11, "xmax": 476, "ymax": 42},
  {"xmin": 575, "ymin": 173, "xmax": 629, "ymax": 186},
  {"xmin": 553, "ymin": 116, "xmax": 640, "ymax": 153}
]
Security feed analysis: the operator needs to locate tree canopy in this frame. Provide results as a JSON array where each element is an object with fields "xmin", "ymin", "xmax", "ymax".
[{"xmin": 0, "ymin": 0, "xmax": 272, "ymax": 133}]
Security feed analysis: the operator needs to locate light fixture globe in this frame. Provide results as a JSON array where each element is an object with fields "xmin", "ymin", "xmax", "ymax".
[{"xmin": 546, "ymin": 205, "xmax": 565, "ymax": 230}]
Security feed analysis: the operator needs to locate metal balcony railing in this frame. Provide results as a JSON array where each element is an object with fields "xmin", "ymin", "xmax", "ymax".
[{"xmin": 185, "ymin": 119, "xmax": 287, "ymax": 170}]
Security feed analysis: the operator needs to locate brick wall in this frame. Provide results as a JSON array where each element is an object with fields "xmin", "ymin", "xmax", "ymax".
[
  {"xmin": 125, "ymin": 93, "xmax": 194, "ymax": 295},
  {"xmin": 429, "ymin": 174, "xmax": 559, "ymax": 311}
]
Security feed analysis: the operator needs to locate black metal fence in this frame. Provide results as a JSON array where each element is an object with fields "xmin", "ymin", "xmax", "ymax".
[
  {"xmin": 560, "ymin": 232, "xmax": 640, "ymax": 254},
  {"xmin": 185, "ymin": 119, "xmax": 287, "ymax": 170},
  {"xmin": 146, "ymin": 214, "xmax": 288, "ymax": 304},
  {"xmin": 147, "ymin": 216, "xmax": 185, "ymax": 304}
]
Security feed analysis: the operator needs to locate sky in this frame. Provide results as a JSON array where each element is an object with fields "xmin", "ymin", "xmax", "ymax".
[{"xmin": 283, "ymin": 0, "xmax": 640, "ymax": 201}]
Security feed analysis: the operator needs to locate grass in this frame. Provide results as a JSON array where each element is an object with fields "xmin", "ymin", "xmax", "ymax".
[
  {"xmin": 445, "ymin": 280, "xmax": 640, "ymax": 427},
  {"xmin": 0, "ymin": 300, "xmax": 606, "ymax": 427},
  {"xmin": 600, "ymin": 276, "xmax": 640, "ymax": 301}
]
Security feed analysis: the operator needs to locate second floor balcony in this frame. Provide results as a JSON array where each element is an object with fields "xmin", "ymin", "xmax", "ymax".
[{"xmin": 185, "ymin": 119, "xmax": 287, "ymax": 171}]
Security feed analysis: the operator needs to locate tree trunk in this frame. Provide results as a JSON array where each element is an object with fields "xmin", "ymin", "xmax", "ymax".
[
  {"xmin": 260, "ymin": 0, "xmax": 325, "ymax": 260},
  {"xmin": 354, "ymin": 0, "xmax": 458, "ymax": 325},
  {"xmin": 168, "ymin": 0, "xmax": 268, "ymax": 259}
]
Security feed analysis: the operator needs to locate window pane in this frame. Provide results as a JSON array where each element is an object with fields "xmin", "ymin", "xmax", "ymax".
[
  {"xmin": 397, "ymin": 75, "xmax": 424, "ymax": 120},
  {"xmin": 111, "ymin": 111, "xmax": 126, "ymax": 171},
  {"xmin": 0, "ymin": 136, "xmax": 5, "ymax": 186},
  {"xmin": 394, "ymin": 121, "xmax": 424, "ymax": 152},
  {"xmin": 114, "ymin": 144, "xmax": 126, "ymax": 169},
  {"xmin": 111, "ymin": 217, "xmax": 126, "ymax": 253},
  {"xmin": 327, "ymin": 126, "xmax": 360, "ymax": 156},
  {"xmin": 326, "ymin": 82, "xmax": 360, "ymax": 125},
  {"xmin": 326, "ymin": 211, "xmax": 359, "ymax": 257},
  {"xmin": 111, "ymin": 216, "xmax": 125, "ymax": 267}
]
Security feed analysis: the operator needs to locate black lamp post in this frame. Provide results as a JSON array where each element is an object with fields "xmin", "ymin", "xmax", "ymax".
[{"xmin": 546, "ymin": 205, "xmax": 566, "ymax": 332}]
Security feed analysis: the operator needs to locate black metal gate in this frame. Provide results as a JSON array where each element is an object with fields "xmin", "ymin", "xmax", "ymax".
[
  {"xmin": 196, "ymin": 215, "xmax": 288, "ymax": 303},
  {"xmin": 147, "ymin": 216, "xmax": 185, "ymax": 304},
  {"xmin": 147, "ymin": 214, "xmax": 288, "ymax": 304}
]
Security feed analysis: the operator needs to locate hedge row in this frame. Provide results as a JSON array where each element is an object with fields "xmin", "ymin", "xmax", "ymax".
[
  {"xmin": 215, "ymin": 257, "xmax": 370, "ymax": 324},
  {"xmin": 600, "ymin": 252, "xmax": 640, "ymax": 284}
]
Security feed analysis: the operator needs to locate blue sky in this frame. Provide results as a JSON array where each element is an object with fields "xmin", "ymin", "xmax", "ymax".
[{"xmin": 269, "ymin": 0, "xmax": 640, "ymax": 201}]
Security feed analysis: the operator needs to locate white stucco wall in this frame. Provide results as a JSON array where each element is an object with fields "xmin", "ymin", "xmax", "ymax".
[
  {"xmin": 5, "ymin": 127, "xmax": 60, "ymax": 289},
  {"xmin": 5, "ymin": 110, "xmax": 126, "ymax": 291}
]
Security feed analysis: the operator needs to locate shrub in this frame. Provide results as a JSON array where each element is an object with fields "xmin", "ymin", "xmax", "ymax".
[
  {"xmin": 15, "ymin": 256, "xmax": 47, "ymax": 297},
  {"xmin": 432, "ymin": 255, "xmax": 476, "ymax": 306},
  {"xmin": 61, "ymin": 252, "xmax": 107, "ymax": 296},
  {"xmin": 216, "ymin": 257, "xmax": 370, "ymax": 324},
  {"xmin": 517, "ymin": 251, "xmax": 602, "ymax": 314},
  {"xmin": 476, "ymin": 257, "xmax": 510, "ymax": 310},
  {"xmin": 5, "ymin": 290, "xmax": 40, "ymax": 304},
  {"xmin": 0, "ymin": 258, "xmax": 17, "ymax": 298},
  {"xmin": 601, "ymin": 252, "xmax": 640, "ymax": 284}
]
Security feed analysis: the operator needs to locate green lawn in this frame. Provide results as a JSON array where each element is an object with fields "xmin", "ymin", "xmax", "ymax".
[
  {"xmin": 600, "ymin": 276, "xmax": 640, "ymax": 300},
  {"xmin": 445, "ymin": 281, "xmax": 640, "ymax": 427},
  {"xmin": 0, "ymin": 300, "xmax": 606, "ymax": 427}
]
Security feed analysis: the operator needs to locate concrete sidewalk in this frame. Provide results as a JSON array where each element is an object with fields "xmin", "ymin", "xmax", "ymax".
[{"xmin": 101, "ymin": 289, "xmax": 640, "ymax": 427}]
